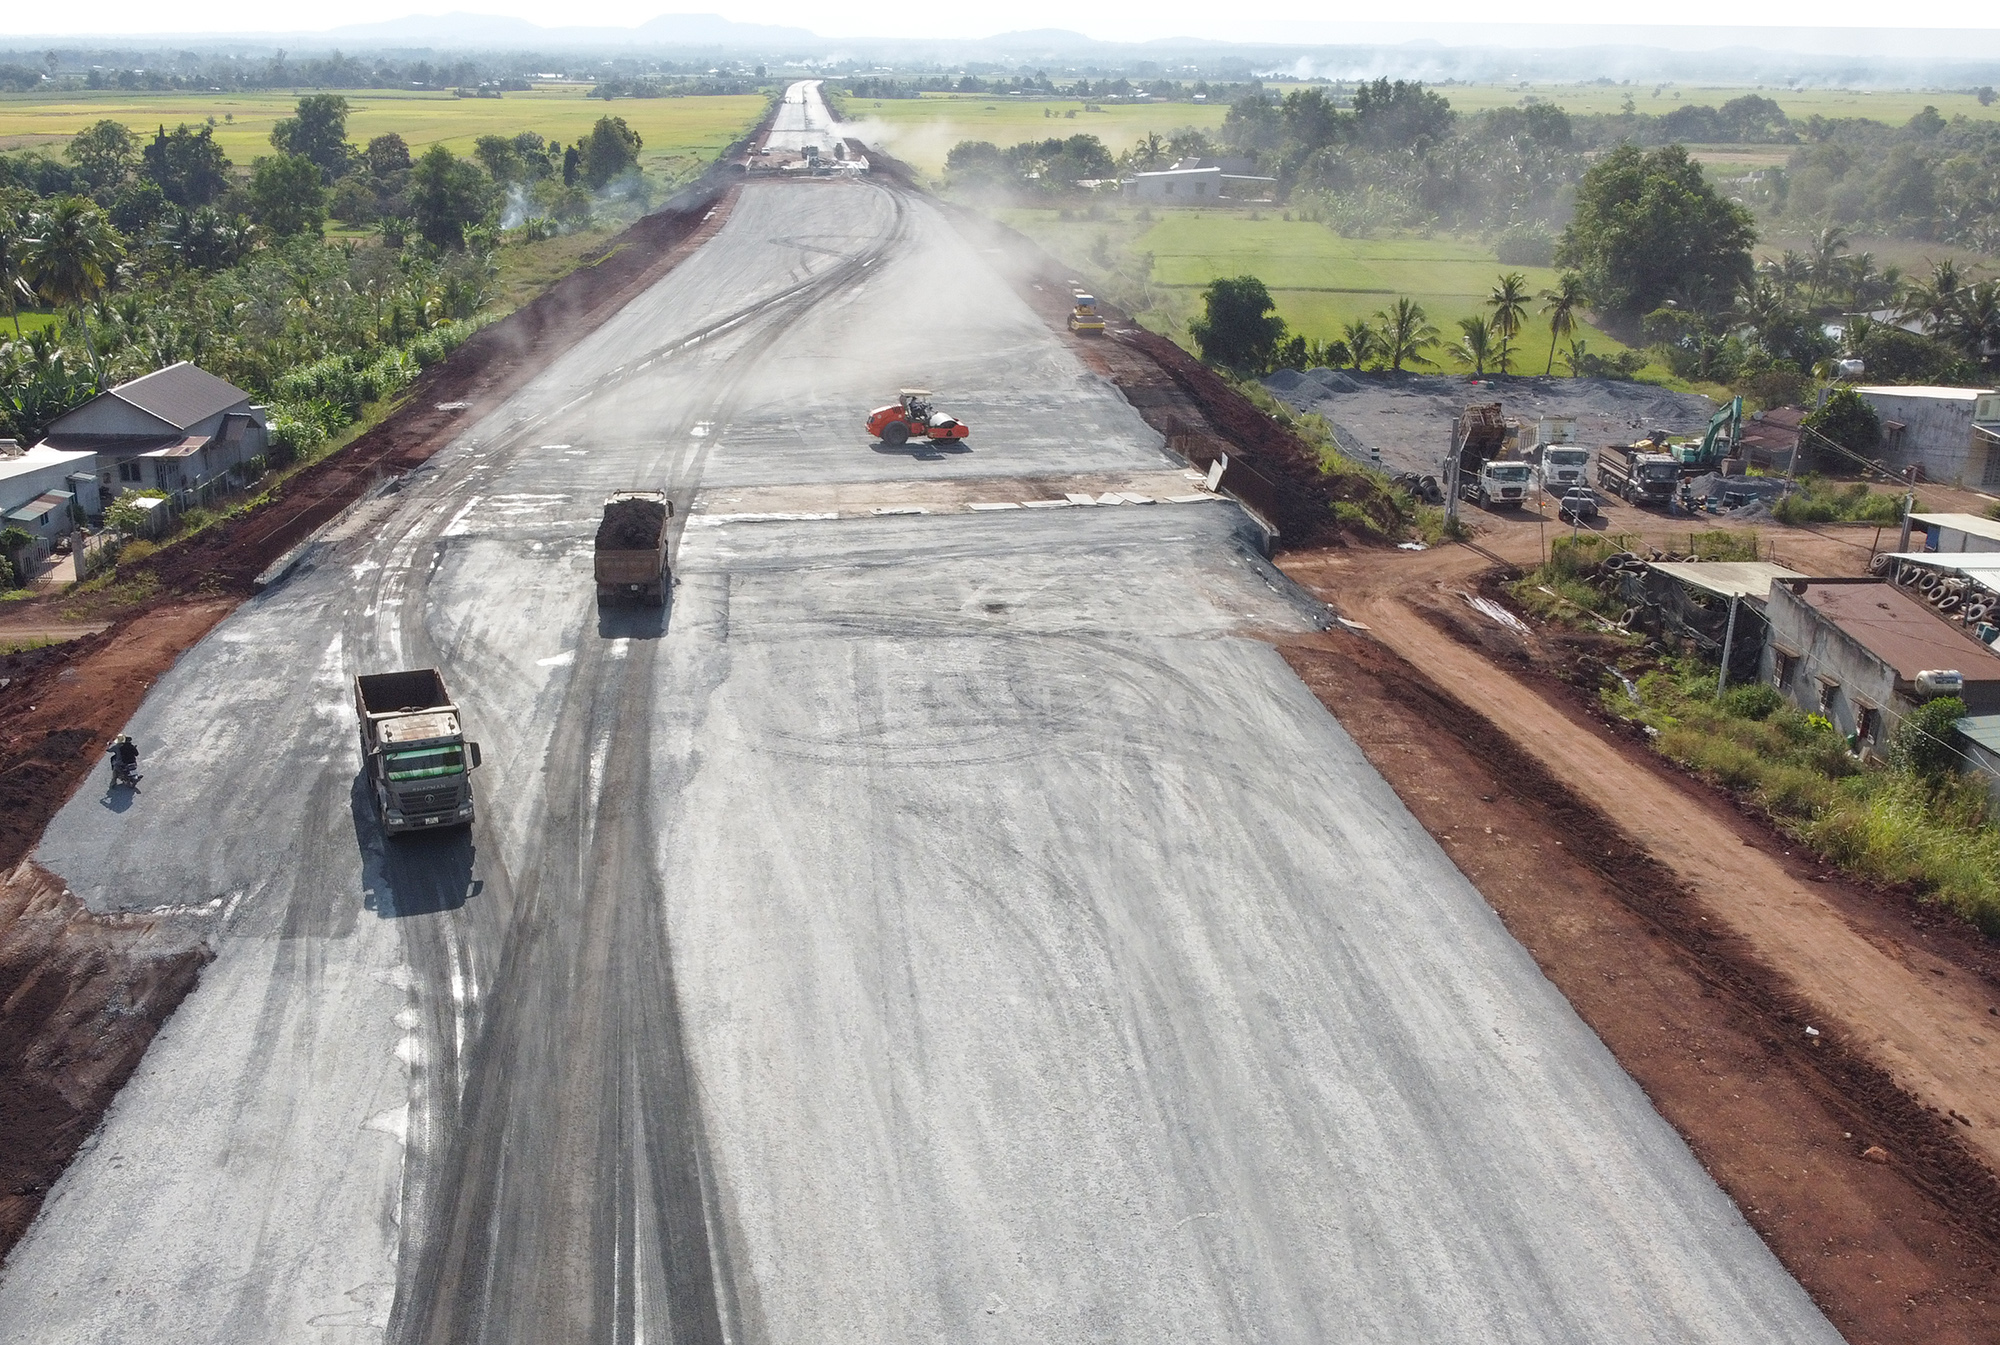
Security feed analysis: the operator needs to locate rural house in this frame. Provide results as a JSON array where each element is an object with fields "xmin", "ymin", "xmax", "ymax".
[
  {"xmin": 1852, "ymin": 386, "xmax": 2000, "ymax": 487},
  {"xmin": 39, "ymin": 362, "xmax": 267, "ymax": 507},
  {"xmin": 0, "ymin": 441, "xmax": 99, "ymax": 570},
  {"xmin": 1760, "ymin": 576, "xmax": 2000, "ymax": 759},
  {"xmin": 1125, "ymin": 157, "xmax": 1277, "ymax": 203}
]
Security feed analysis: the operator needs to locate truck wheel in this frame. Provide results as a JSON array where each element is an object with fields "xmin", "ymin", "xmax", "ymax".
[{"xmin": 882, "ymin": 422, "xmax": 909, "ymax": 447}]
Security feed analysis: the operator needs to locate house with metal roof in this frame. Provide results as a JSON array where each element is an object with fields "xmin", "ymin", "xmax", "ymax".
[
  {"xmin": 1124, "ymin": 157, "xmax": 1277, "ymax": 203},
  {"xmin": 1851, "ymin": 386, "xmax": 2000, "ymax": 487},
  {"xmin": 1761, "ymin": 576, "xmax": 2000, "ymax": 759},
  {"xmin": 38, "ymin": 361, "xmax": 267, "ymax": 507},
  {"xmin": 0, "ymin": 442, "xmax": 99, "ymax": 571}
]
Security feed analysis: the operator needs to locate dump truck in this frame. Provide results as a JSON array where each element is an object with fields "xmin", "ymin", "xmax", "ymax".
[
  {"xmin": 1598, "ymin": 442, "xmax": 1681, "ymax": 507},
  {"xmin": 355, "ymin": 669, "xmax": 482, "ymax": 835},
  {"xmin": 1531, "ymin": 442, "xmax": 1593, "ymax": 491},
  {"xmin": 1068, "ymin": 289, "xmax": 1105, "ymax": 334},
  {"xmin": 595, "ymin": 491, "xmax": 673, "ymax": 606},
  {"xmin": 1453, "ymin": 403, "xmax": 1532, "ymax": 508}
]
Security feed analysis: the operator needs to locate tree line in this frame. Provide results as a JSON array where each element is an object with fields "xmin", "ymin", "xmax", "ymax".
[{"xmin": 0, "ymin": 95, "xmax": 655, "ymax": 450}]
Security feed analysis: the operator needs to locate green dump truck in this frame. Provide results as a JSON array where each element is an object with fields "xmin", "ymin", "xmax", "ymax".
[{"xmin": 355, "ymin": 668, "xmax": 483, "ymax": 834}]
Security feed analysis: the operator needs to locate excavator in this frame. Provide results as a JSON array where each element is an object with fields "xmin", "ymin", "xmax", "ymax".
[
  {"xmin": 1668, "ymin": 397, "xmax": 1743, "ymax": 476},
  {"xmin": 865, "ymin": 390, "xmax": 971, "ymax": 447}
]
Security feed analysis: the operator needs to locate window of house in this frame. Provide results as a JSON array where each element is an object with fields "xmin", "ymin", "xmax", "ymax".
[
  {"xmin": 1816, "ymin": 677, "xmax": 1839, "ymax": 716},
  {"xmin": 118, "ymin": 460, "xmax": 142, "ymax": 483},
  {"xmin": 1983, "ymin": 442, "xmax": 2000, "ymax": 491},
  {"xmin": 1855, "ymin": 704, "xmax": 1878, "ymax": 745},
  {"xmin": 1883, "ymin": 420, "xmax": 1906, "ymax": 451},
  {"xmin": 1772, "ymin": 652, "xmax": 1795, "ymax": 691}
]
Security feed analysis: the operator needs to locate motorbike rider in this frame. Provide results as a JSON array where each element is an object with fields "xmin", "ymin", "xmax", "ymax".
[{"xmin": 107, "ymin": 734, "xmax": 139, "ymax": 783}]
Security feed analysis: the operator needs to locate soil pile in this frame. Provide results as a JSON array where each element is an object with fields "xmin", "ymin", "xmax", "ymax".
[
  {"xmin": 1264, "ymin": 368, "xmax": 1716, "ymax": 477},
  {"xmin": 0, "ymin": 863, "xmax": 209, "ymax": 1258},
  {"xmin": 596, "ymin": 497, "xmax": 667, "ymax": 550}
]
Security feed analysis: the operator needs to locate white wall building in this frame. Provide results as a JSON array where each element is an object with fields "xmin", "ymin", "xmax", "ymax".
[
  {"xmin": 1853, "ymin": 386, "xmax": 2000, "ymax": 487},
  {"xmin": 1, "ymin": 444, "xmax": 99, "ymax": 567},
  {"xmin": 1124, "ymin": 157, "xmax": 1277, "ymax": 204}
]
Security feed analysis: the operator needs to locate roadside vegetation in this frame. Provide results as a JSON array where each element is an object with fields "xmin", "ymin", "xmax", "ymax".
[
  {"xmin": 0, "ymin": 88, "xmax": 764, "ymax": 477},
  {"xmin": 1506, "ymin": 529, "xmax": 2000, "ymax": 935},
  {"xmin": 1622, "ymin": 662, "xmax": 2000, "ymax": 935}
]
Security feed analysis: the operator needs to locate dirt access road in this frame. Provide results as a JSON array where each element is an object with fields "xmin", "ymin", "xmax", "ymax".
[
  {"xmin": 1281, "ymin": 496, "xmax": 2000, "ymax": 1341},
  {"xmin": 0, "ymin": 84, "xmax": 1837, "ymax": 1345}
]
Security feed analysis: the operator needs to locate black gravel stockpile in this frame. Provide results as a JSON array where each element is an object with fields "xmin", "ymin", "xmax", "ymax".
[{"xmin": 596, "ymin": 497, "xmax": 667, "ymax": 550}]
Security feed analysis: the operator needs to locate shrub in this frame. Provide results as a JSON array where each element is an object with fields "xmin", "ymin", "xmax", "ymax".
[
  {"xmin": 104, "ymin": 489, "xmax": 169, "ymax": 536},
  {"xmin": 1723, "ymin": 682, "xmax": 1782, "ymax": 721},
  {"xmin": 1893, "ymin": 695, "xmax": 1967, "ymax": 786}
]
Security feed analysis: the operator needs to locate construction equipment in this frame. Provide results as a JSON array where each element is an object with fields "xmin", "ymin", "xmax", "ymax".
[
  {"xmin": 595, "ymin": 491, "xmax": 672, "ymax": 607},
  {"xmin": 1669, "ymin": 397, "xmax": 1743, "ymax": 475},
  {"xmin": 1451, "ymin": 404, "xmax": 1531, "ymax": 509},
  {"xmin": 1598, "ymin": 441, "xmax": 1681, "ymax": 507},
  {"xmin": 354, "ymin": 669, "xmax": 482, "ymax": 835},
  {"xmin": 1068, "ymin": 289, "xmax": 1106, "ymax": 335},
  {"xmin": 866, "ymin": 390, "xmax": 971, "ymax": 447}
]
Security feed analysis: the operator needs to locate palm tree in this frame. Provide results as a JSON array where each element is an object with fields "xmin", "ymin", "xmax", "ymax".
[
  {"xmin": 20, "ymin": 195, "xmax": 123, "ymax": 379},
  {"xmin": 1342, "ymin": 317, "xmax": 1378, "ymax": 370},
  {"xmin": 1769, "ymin": 250, "xmax": 1811, "ymax": 304},
  {"xmin": 1903, "ymin": 258, "xmax": 1963, "ymax": 333},
  {"xmin": 1944, "ymin": 280, "xmax": 2000, "ymax": 372},
  {"xmin": 1374, "ymin": 296, "xmax": 1438, "ymax": 373},
  {"xmin": 1450, "ymin": 315, "xmax": 1494, "ymax": 373},
  {"xmin": 1538, "ymin": 271, "xmax": 1586, "ymax": 374},
  {"xmin": 1804, "ymin": 224, "xmax": 1848, "ymax": 310},
  {"xmin": 1486, "ymin": 271, "xmax": 1530, "ymax": 374},
  {"xmin": 0, "ymin": 205, "xmax": 31, "ymax": 338}
]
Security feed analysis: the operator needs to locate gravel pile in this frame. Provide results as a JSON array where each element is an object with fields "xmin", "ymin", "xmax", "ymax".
[
  {"xmin": 596, "ymin": 497, "xmax": 667, "ymax": 550},
  {"xmin": 1263, "ymin": 368, "xmax": 1717, "ymax": 477}
]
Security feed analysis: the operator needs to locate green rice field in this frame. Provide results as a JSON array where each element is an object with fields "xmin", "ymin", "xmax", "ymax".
[
  {"xmin": 998, "ymin": 205, "xmax": 1647, "ymax": 374},
  {"xmin": 837, "ymin": 93, "xmax": 1229, "ymax": 176},
  {"xmin": 0, "ymin": 86, "xmax": 768, "ymax": 175}
]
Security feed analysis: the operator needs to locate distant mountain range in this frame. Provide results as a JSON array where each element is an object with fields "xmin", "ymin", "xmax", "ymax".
[
  {"xmin": 5, "ymin": 15, "xmax": 2000, "ymax": 82},
  {"xmin": 316, "ymin": 12, "xmax": 818, "ymax": 49}
]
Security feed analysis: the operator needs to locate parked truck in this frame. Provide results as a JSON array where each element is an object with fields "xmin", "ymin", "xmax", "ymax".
[
  {"xmin": 355, "ymin": 669, "xmax": 482, "ymax": 835},
  {"xmin": 1453, "ymin": 403, "xmax": 1532, "ymax": 509},
  {"xmin": 1598, "ymin": 442, "xmax": 1681, "ymax": 507},
  {"xmin": 1531, "ymin": 442, "xmax": 1593, "ymax": 491},
  {"xmin": 595, "ymin": 491, "xmax": 672, "ymax": 606}
]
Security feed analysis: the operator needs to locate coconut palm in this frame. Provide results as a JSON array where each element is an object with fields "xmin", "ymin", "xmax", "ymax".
[
  {"xmin": 1538, "ymin": 271, "xmax": 1587, "ymax": 374},
  {"xmin": 0, "ymin": 206, "xmax": 31, "ymax": 339},
  {"xmin": 1486, "ymin": 271, "xmax": 1530, "ymax": 374},
  {"xmin": 1902, "ymin": 257, "xmax": 1962, "ymax": 332},
  {"xmin": 1450, "ymin": 315, "xmax": 1494, "ymax": 373},
  {"xmin": 1373, "ymin": 296, "xmax": 1438, "ymax": 373},
  {"xmin": 20, "ymin": 196, "xmax": 124, "ymax": 379},
  {"xmin": 1944, "ymin": 280, "xmax": 2000, "ymax": 372},
  {"xmin": 1804, "ymin": 224, "xmax": 1849, "ymax": 309},
  {"xmin": 1341, "ymin": 317, "xmax": 1378, "ymax": 370}
]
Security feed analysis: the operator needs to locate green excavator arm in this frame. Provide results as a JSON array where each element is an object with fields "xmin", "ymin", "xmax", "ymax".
[{"xmin": 1672, "ymin": 396, "xmax": 1742, "ymax": 468}]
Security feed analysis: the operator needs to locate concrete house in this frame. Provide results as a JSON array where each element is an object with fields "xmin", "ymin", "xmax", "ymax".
[
  {"xmin": 1125, "ymin": 157, "xmax": 1277, "ymax": 204},
  {"xmin": 0, "ymin": 442, "xmax": 99, "ymax": 568},
  {"xmin": 1761, "ymin": 576, "xmax": 2000, "ymax": 758},
  {"xmin": 1852, "ymin": 386, "xmax": 2000, "ymax": 487},
  {"xmin": 39, "ymin": 362, "xmax": 267, "ymax": 506}
]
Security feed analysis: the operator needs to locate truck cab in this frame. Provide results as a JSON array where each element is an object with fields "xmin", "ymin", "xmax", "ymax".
[
  {"xmin": 1535, "ymin": 444, "xmax": 1592, "ymax": 490},
  {"xmin": 1465, "ymin": 459, "xmax": 1533, "ymax": 509}
]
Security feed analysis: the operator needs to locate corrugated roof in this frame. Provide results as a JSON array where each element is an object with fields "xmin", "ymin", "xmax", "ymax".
[
  {"xmin": 1957, "ymin": 715, "xmax": 2000, "ymax": 754},
  {"xmin": 1796, "ymin": 579, "xmax": 2000, "ymax": 684},
  {"xmin": 104, "ymin": 362, "xmax": 247, "ymax": 430},
  {"xmin": 1910, "ymin": 513, "xmax": 2000, "ymax": 545},
  {"xmin": 1882, "ymin": 552, "xmax": 2000, "ymax": 578},
  {"xmin": 1647, "ymin": 560, "xmax": 1807, "ymax": 601},
  {"xmin": 1856, "ymin": 386, "xmax": 1994, "ymax": 400}
]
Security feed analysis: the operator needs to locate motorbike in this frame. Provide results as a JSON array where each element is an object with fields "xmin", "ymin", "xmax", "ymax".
[{"xmin": 107, "ymin": 745, "xmax": 140, "ymax": 789}]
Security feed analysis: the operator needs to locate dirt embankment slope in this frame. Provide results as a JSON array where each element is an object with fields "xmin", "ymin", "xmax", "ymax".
[{"xmin": 1280, "ymin": 516, "xmax": 2000, "ymax": 1344}]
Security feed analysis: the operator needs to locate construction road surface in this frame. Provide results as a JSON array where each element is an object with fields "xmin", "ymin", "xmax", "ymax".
[{"xmin": 0, "ymin": 85, "xmax": 1841, "ymax": 1345}]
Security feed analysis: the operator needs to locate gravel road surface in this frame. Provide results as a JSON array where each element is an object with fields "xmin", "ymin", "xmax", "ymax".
[{"xmin": 0, "ymin": 86, "xmax": 1839, "ymax": 1345}]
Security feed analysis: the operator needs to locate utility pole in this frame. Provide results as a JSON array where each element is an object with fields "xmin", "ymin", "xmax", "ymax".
[{"xmin": 1716, "ymin": 594, "xmax": 1741, "ymax": 699}]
